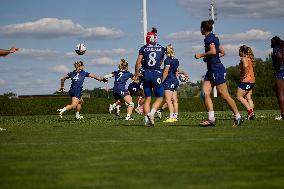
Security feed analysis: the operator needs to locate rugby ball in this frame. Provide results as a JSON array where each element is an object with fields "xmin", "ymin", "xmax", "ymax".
[
  {"xmin": 179, "ymin": 74, "xmax": 189, "ymax": 82},
  {"xmin": 75, "ymin": 43, "xmax": 86, "ymax": 55}
]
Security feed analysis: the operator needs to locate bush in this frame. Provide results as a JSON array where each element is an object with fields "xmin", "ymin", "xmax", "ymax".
[{"xmin": 0, "ymin": 96, "xmax": 279, "ymax": 116}]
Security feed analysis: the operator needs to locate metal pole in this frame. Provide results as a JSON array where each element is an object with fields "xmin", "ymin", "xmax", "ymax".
[
  {"xmin": 210, "ymin": 0, "xmax": 218, "ymax": 98},
  {"xmin": 142, "ymin": 0, "xmax": 147, "ymax": 45}
]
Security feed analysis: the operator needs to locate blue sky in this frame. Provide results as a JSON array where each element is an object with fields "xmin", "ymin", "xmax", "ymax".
[{"xmin": 0, "ymin": 0, "xmax": 283, "ymax": 95}]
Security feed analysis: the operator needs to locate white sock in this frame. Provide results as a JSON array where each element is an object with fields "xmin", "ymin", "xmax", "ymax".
[
  {"xmin": 208, "ymin": 111, "xmax": 215, "ymax": 121},
  {"xmin": 235, "ymin": 113, "xmax": 241, "ymax": 120},
  {"xmin": 170, "ymin": 113, "xmax": 174, "ymax": 118},
  {"xmin": 150, "ymin": 108, "xmax": 156, "ymax": 117},
  {"xmin": 126, "ymin": 114, "xmax": 130, "ymax": 118},
  {"xmin": 60, "ymin": 107, "xmax": 67, "ymax": 113},
  {"xmin": 76, "ymin": 112, "xmax": 80, "ymax": 117},
  {"xmin": 112, "ymin": 103, "xmax": 117, "ymax": 109},
  {"xmin": 174, "ymin": 113, "xmax": 178, "ymax": 119},
  {"xmin": 144, "ymin": 116, "xmax": 149, "ymax": 122}
]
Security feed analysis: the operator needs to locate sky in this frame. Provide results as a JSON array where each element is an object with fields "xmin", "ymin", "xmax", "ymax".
[{"xmin": 0, "ymin": 0, "xmax": 283, "ymax": 95}]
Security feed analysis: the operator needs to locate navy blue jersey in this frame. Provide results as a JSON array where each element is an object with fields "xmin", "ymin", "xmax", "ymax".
[
  {"xmin": 163, "ymin": 57, "xmax": 179, "ymax": 82},
  {"xmin": 139, "ymin": 43, "xmax": 165, "ymax": 70},
  {"xmin": 272, "ymin": 47, "xmax": 284, "ymax": 71},
  {"xmin": 67, "ymin": 70, "xmax": 90, "ymax": 90},
  {"xmin": 204, "ymin": 33, "xmax": 221, "ymax": 70},
  {"xmin": 112, "ymin": 70, "xmax": 133, "ymax": 92}
]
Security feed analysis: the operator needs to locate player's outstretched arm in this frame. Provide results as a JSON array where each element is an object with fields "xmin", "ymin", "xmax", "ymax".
[
  {"xmin": 0, "ymin": 47, "xmax": 19, "ymax": 56},
  {"xmin": 89, "ymin": 74, "xmax": 107, "ymax": 82},
  {"xmin": 103, "ymin": 73, "xmax": 114, "ymax": 79},
  {"xmin": 219, "ymin": 45, "xmax": 225, "ymax": 57},
  {"xmin": 195, "ymin": 43, "xmax": 217, "ymax": 59},
  {"xmin": 59, "ymin": 75, "xmax": 69, "ymax": 92}
]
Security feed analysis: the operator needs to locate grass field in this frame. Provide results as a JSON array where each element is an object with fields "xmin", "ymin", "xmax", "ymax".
[{"xmin": 0, "ymin": 110, "xmax": 284, "ymax": 189}]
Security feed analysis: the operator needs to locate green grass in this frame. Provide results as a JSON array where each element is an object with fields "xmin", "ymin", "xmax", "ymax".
[{"xmin": 0, "ymin": 110, "xmax": 284, "ymax": 189}]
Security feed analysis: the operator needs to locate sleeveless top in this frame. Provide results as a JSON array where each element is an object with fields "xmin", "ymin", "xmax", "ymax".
[{"xmin": 239, "ymin": 57, "xmax": 255, "ymax": 83}]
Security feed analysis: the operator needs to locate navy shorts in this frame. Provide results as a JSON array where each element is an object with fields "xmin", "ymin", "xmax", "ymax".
[
  {"xmin": 113, "ymin": 89, "xmax": 129, "ymax": 100},
  {"xmin": 204, "ymin": 66, "xmax": 226, "ymax": 86},
  {"xmin": 143, "ymin": 85, "xmax": 164, "ymax": 97},
  {"xmin": 238, "ymin": 82, "xmax": 255, "ymax": 91},
  {"xmin": 275, "ymin": 70, "xmax": 284, "ymax": 80},
  {"xmin": 163, "ymin": 81, "xmax": 179, "ymax": 91},
  {"xmin": 143, "ymin": 70, "xmax": 164, "ymax": 97},
  {"xmin": 69, "ymin": 88, "xmax": 82, "ymax": 99},
  {"xmin": 128, "ymin": 83, "xmax": 141, "ymax": 96}
]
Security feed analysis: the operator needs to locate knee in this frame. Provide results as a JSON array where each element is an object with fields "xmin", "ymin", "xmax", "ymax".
[
  {"xmin": 219, "ymin": 91, "xmax": 230, "ymax": 100},
  {"xmin": 165, "ymin": 96, "xmax": 172, "ymax": 102},
  {"xmin": 245, "ymin": 95, "xmax": 251, "ymax": 101},
  {"xmin": 172, "ymin": 97, "xmax": 178, "ymax": 104},
  {"xmin": 236, "ymin": 94, "xmax": 243, "ymax": 101},
  {"xmin": 203, "ymin": 91, "xmax": 211, "ymax": 99},
  {"xmin": 71, "ymin": 104, "xmax": 77, "ymax": 109},
  {"xmin": 174, "ymin": 99, "xmax": 178, "ymax": 104}
]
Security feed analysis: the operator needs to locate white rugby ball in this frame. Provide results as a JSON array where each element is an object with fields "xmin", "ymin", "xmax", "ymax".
[
  {"xmin": 179, "ymin": 74, "xmax": 189, "ymax": 82},
  {"xmin": 75, "ymin": 43, "xmax": 86, "ymax": 55}
]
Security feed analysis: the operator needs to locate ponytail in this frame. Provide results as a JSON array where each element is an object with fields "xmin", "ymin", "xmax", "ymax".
[
  {"xmin": 118, "ymin": 59, "xmax": 128, "ymax": 71},
  {"xmin": 239, "ymin": 45, "xmax": 255, "ymax": 65},
  {"xmin": 74, "ymin": 61, "xmax": 84, "ymax": 72},
  {"xmin": 166, "ymin": 44, "xmax": 175, "ymax": 58}
]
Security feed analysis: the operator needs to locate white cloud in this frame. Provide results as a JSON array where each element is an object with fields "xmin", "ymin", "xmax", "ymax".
[
  {"xmin": 87, "ymin": 48, "xmax": 135, "ymax": 57},
  {"xmin": 165, "ymin": 31, "xmax": 202, "ymax": 42},
  {"xmin": 0, "ymin": 18, "xmax": 124, "ymax": 40},
  {"xmin": 50, "ymin": 64, "xmax": 70, "ymax": 73},
  {"xmin": 222, "ymin": 44, "xmax": 242, "ymax": 55},
  {"xmin": 0, "ymin": 79, "xmax": 5, "ymax": 85},
  {"xmin": 35, "ymin": 79, "xmax": 53, "ymax": 85},
  {"xmin": 220, "ymin": 29, "xmax": 271, "ymax": 43},
  {"xmin": 165, "ymin": 29, "xmax": 271, "ymax": 44},
  {"xmin": 177, "ymin": 0, "xmax": 284, "ymax": 18},
  {"xmin": 17, "ymin": 48, "xmax": 60, "ymax": 59},
  {"xmin": 90, "ymin": 57, "xmax": 117, "ymax": 66}
]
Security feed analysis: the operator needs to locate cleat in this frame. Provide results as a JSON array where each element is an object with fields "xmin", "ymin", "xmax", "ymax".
[
  {"xmin": 125, "ymin": 116, "xmax": 134, "ymax": 121},
  {"xmin": 233, "ymin": 116, "xmax": 244, "ymax": 127},
  {"xmin": 75, "ymin": 115, "xmax": 84, "ymax": 120},
  {"xmin": 115, "ymin": 105, "xmax": 120, "ymax": 116},
  {"xmin": 157, "ymin": 110, "xmax": 162, "ymax": 119},
  {"xmin": 147, "ymin": 114, "xmax": 155, "ymax": 126},
  {"xmin": 57, "ymin": 109, "xmax": 63, "ymax": 119},
  {"xmin": 0, "ymin": 127, "xmax": 6, "ymax": 131},
  {"xmin": 144, "ymin": 120, "xmax": 150, "ymax": 127},
  {"xmin": 163, "ymin": 118, "xmax": 178, "ymax": 123},
  {"xmin": 275, "ymin": 115, "xmax": 283, "ymax": 120},
  {"xmin": 199, "ymin": 119, "xmax": 216, "ymax": 127},
  {"xmin": 109, "ymin": 104, "xmax": 113, "ymax": 114},
  {"xmin": 247, "ymin": 112, "xmax": 255, "ymax": 120},
  {"xmin": 135, "ymin": 107, "xmax": 143, "ymax": 115}
]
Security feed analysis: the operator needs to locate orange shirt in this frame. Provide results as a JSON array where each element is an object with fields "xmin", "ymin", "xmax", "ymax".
[{"xmin": 239, "ymin": 57, "xmax": 255, "ymax": 83}]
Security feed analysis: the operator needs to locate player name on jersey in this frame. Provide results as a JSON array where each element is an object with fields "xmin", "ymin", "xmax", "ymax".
[{"xmin": 143, "ymin": 46, "xmax": 163, "ymax": 52}]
